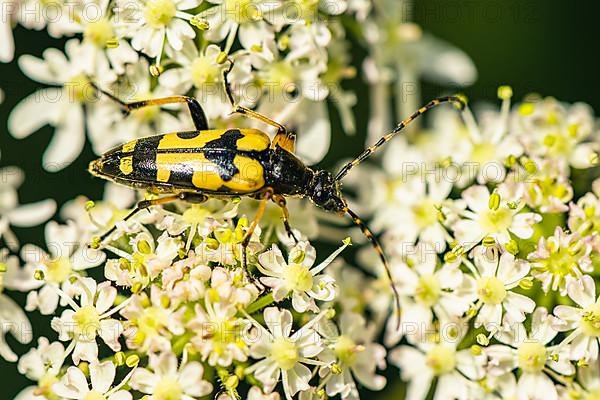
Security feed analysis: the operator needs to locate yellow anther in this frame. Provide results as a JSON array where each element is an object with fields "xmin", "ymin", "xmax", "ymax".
[
  {"xmin": 444, "ymin": 251, "xmax": 458, "ymax": 264},
  {"xmin": 577, "ymin": 220, "xmax": 593, "ymax": 236},
  {"xmin": 456, "ymin": 93, "xmax": 468, "ymax": 106},
  {"xmin": 85, "ymin": 200, "xmax": 96, "ymax": 211},
  {"xmin": 505, "ymin": 154, "xmax": 517, "ymax": 168},
  {"xmin": 577, "ymin": 358, "xmax": 589, "ymax": 368},
  {"xmin": 452, "ymin": 244, "xmax": 466, "ymax": 256},
  {"xmin": 488, "ymin": 191, "xmax": 501, "ymax": 211},
  {"xmin": 436, "ymin": 206, "xmax": 447, "ymax": 223},
  {"xmin": 482, "ymin": 236, "xmax": 496, "ymax": 247},
  {"xmin": 476, "ymin": 333, "xmax": 490, "ymax": 346},
  {"xmin": 126, "ymin": 354, "xmax": 140, "ymax": 367},
  {"xmin": 290, "ymin": 248, "xmax": 305, "ymax": 264},
  {"xmin": 466, "ymin": 306, "xmax": 478, "ymax": 319},
  {"xmin": 189, "ymin": 16, "xmax": 209, "ymax": 30},
  {"xmin": 106, "ymin": 38, "xmax": 119, "ymax": 48},
  {"xmin": 523, "ymin": 160, "xmax": 538, "ymax": 175},
  {"xmin": 568, "ymin": 240, "xmax": 584, "ymax": 256},
  {"xmin": 331, "ymin": 364, "xmax": 342, "ymax": 374},
  {"xmin": 497, "ymin": 85, "xmax": 513, "ymax": 100},
  {"xmin": 119, "ymin": 258, "xmax": 131, "ymax": 271},
  {"xmin": 89, "ymin": 236, "xmax": 101, "ymax": 249},
  {"xmin": 278, "ymin": 35, "xmax": 290, "ymax": 50},
  {"xmin": 325, "ymin": 309, "xmax": 336, "ymax": 319},
  {"xmin": 34, "ymin": 270, "xmax": 45, "ymax": 281},
  {"xmin": 518, "ymin": 277, "xmax": 534, "ymax": 290},
  {"xmin": 114, "ymin": 352, "xmax": 126, "ymax": 366},
  {"xmin": 470, "ymin": 345, "xmax": 483, "ymax": 355}
]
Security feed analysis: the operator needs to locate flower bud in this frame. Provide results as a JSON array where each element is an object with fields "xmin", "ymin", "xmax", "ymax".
[{"xmin": 505, "ymin": 240, "xmax": 519, "ymax": 255}]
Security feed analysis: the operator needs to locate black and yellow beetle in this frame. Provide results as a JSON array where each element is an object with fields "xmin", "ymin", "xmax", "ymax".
[{"xmin": 88, "ymin": 60, "xmax": 465, "ymax": 318}]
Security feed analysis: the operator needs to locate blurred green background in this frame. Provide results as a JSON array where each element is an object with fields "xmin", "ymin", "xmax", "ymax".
[{"xmin": 2, "ymin": 0, "xmax": 600, "ymax": 398}]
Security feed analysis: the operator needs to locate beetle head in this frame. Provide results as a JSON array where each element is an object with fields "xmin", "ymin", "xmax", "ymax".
[{"xmin": 308, "ymin": 170, "xmax": 347, "ymax": 214}]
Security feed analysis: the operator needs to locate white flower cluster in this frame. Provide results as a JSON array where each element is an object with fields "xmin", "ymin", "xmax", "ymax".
[
  {"xmin": 343, "ymin": 88, "xmax": 600, "ymax": 399},
  {"xmin": 3, "ymin": 187, "xmax": 392, "ymax": 400}
]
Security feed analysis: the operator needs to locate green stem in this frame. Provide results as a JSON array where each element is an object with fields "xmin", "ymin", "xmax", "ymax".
[
  {"xmin": 172, "ymin": 332, "xmax": 194, "ymax": 356},
  {"xmin": 246, "ymin": 293, "xmax": 274, "ymax": 314}
]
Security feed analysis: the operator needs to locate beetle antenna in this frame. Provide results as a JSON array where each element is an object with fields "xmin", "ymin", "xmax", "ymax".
[
  {"xmin": 345, "ymin": 207, "xmax": 401, "ymax": 329},
  {"xmin": 335, "ymin": 96, "xmax": 466, "ymax": 181}
]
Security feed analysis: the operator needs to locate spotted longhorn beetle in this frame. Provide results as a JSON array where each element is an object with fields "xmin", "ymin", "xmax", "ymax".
[{"xmin": 88, "ymin": 60, "xmax": 465, "ymax": 319}]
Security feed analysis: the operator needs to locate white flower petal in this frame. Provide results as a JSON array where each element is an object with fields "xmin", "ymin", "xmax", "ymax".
[
  {"xmin": 179, "ymin": 362, "xmax": 212, "ymax": 397},
  {"xmin": 130, "ymin": 368, "xmax": 157, "ymax": 394},
  {"xmin": 54, "ymin": 366, "xmax": 90, "ymax": 398},
  {"xmin": 517, "ymin": 373, "xmax": 557, "ymax": 400},
  {"xmin": 0, "ymin": 294, "xmax": 32, "ymax": 361},
  {"xmin": 567, "ymin": 275, "xmax": 596, "ymax": 308},
  {"xmin": 90, "ymin": 361, "xmax": 116, "ymax": 394},
  {"xmin": 99, "ymin": 319, "xmax": 123, "ymax": 351},
  {"xmin": 42, "ymin": 104, "xmax": 85, "ymax": 170},
  {"xmin": 0, "ymin": 16, "xmax": 15, "ymax": 63},
  {"xmin": 8, "ymin": 199, "xmax": 56, "ymax": 227},
  {"xmin": 8, "ymin": 89, "xmax": 62, "ymax": 139}
]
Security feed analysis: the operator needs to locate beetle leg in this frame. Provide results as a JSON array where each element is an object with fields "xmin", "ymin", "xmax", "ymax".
[
  {"xmin": 89, "ymin": 81, "xmax": 209, "ymax": 130},
  {"xmin": 272, "ymin": 195, "xmax": 299, "ymax": 244},
  {"xmin": 240, "ymin": 188, "xmax": 274, "ymax": 269},
  {"xmin": 221, "ymin": 60, "xmax": 296, "ymax": 152},
  {"xmin": 95, "ymin": 192, "xmax": 207, "ymax": 244}
]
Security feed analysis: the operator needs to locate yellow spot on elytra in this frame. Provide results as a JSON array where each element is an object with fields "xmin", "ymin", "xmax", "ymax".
[
  {"xmin": 228, "ymin": 156, "xmax": 265, "ymax": 192},
  {"xmin": 158, "ymin": 131, "xmax": 217, "ymax": 150},
  {"xmin": 122, "ymin": 140, "xmax": 137, "ymax": 153},
  {"xmin": 156, "ymin": 168, "xmax": 171, "ymax": 182},
  {"xmin": 157, "ymin": 129, "xmax": 270, "ymax": 153},
  {"xmin": 120, "ymin": 156, "xmax": 133, "ymax": 175},
  {"xmin": 236, "ymin": 129, "xmax": 270, "ymax": 151}
]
